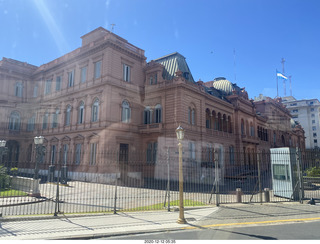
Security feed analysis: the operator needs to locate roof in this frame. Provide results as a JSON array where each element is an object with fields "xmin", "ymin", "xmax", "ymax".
[
  {"xmin": 211, "ymin": 77, "xmax": 241, "ymax": 96},
  {"xmin": 153, "ymin": 52, "xmax": 195, "ymax": 82}
]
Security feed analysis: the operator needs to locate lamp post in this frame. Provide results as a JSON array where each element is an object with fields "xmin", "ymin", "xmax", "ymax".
[
  {"xmin": 34, "ymin": 136, "xmax": 44, "ymax": 179},
  {"xmin": 176, "ymin": 125, "xmax": 186, "ymax": 224},
  {"xmin": 0, "ymin": 140, "xmax": 8, "ymax": 166}
]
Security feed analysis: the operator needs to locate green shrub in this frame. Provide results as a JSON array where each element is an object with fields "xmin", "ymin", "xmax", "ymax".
[
  {"xmin": 10, "ymin": 167, "xmax": 18, "ymax": 176},
  {"xmin": 306, "ymin": 166, "xmax": 320, "ymax": 177},
  {"xmin": 0, "ymin": 165, "xmax": 10, "ymax": 190}
]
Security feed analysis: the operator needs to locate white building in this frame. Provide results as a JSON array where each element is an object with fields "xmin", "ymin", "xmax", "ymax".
[{"xmin": 282, "ymin": 96, "xmax": 320, "ymax": 149}]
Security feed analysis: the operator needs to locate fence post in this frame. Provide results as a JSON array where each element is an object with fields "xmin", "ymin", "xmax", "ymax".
[
  {"xmin": 165, "ymin": 148, "xmax": 170, "ymax": 211},
  {"xmin": 114, "ymin": 177, "xmax": 117, "ymax": 214},
  {"xmin": 296, "ymin": 147, "xmax": 304, "ymax": 204},
  {"xmin": 257, "ymin": 150, "xmax": 262, "ymax": 204},
  {"xmin": 54, "ymin": 165, "xmax": 60, "ymax": 216},
  {"xmin": 214, "ymin": 149, "xmax": 220, "ymax": 206}
]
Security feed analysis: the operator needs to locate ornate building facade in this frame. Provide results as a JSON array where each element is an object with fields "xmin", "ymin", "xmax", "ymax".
[{"xmin": 0, "ymin": 27, "xmax": 305, "ymax": 182}]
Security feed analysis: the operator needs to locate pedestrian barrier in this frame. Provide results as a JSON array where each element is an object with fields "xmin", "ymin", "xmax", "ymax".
[{"xmin": 0, "ymin": 148, "xmax": 319, "ymax": 217}]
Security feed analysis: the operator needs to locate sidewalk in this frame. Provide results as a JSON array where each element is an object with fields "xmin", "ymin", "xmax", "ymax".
[{"xmin": 0, "ymin": 202, "xmax": 320, "ymax": 240}]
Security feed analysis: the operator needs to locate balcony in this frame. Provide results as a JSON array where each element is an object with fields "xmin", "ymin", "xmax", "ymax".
[
  {"xmin": 241, "ymin": 134, "xmax": 260, "ymax": 144},
  {"xmin": 138, "ymin": 123, "xmax": 163, "ymax": 134},
  {"xmin": 206, "ymin": 128, "xmax": 234, "ymax": 139}
]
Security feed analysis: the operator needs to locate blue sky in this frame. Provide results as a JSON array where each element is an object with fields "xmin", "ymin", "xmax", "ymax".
[{"xmin": 1, "ymin": 0, "xmax": 320, "ymax": 100}]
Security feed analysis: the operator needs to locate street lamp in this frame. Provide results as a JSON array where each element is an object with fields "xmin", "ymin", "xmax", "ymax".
[
  {"xmin": 0, "ymin": 140, "xmax": 8, "ymax": 166},
  {"xmin": 176, "ymin": 125, "xmax": 186, "ymax": 224},
  {"xmin": 34, "ymin": 136, "xmax": 45, "ymax": 179}
]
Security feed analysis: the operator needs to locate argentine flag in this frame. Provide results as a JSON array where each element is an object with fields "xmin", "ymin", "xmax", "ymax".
[{"xmin": 276, "ymin": 70, "xmax": 288, "ymax": 80}]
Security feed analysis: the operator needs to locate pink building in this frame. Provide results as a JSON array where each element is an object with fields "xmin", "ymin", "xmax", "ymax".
[{"xmin": 0, "ymin": 27, "xmax": 305, "ymax": 183}]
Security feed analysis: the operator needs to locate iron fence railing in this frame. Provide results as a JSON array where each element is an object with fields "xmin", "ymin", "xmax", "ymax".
[{"xmin": 0, "ymin": 148, "xmax": 319, "ymax": 217}]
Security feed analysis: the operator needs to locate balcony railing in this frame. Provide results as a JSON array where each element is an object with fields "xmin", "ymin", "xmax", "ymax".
[{"xmin": 138, "ymin": 123, "xmax": 163, "ymax": 133}]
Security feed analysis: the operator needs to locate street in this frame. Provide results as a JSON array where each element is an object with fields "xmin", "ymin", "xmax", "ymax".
[{"xmin": 103, "ymin": 220, "xmax": 320, "ymax": 240}]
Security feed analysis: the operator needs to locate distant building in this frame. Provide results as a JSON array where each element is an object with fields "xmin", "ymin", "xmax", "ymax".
[
  {"xmin": 0, "ymin": 27, "xmax": 305, "ymax": 183},
  {"xmin": 282, "ymin": 96, "xmax": 320, "ymax": 149}
]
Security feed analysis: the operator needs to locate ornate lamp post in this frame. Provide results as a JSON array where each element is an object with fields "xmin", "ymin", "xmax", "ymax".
[
  {"xmin": 0, "ymin": 140, "xmax": 8, "ymax": 166},
  {"xmin": 176, "ymin": 125, "xmax": 186, "ymax": 224},
  {"xmin": 34, "ymin": 136, "xmax": 45, "ymax": 179}
]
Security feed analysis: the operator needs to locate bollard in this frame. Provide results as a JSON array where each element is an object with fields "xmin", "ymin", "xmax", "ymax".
[
  {"xmin": 236, "ymin": 188, "xmax": 242, "ymax": 203},
  {"xmin": 264, "ymin": 188, "xmax": 270, "ymax": 202}
]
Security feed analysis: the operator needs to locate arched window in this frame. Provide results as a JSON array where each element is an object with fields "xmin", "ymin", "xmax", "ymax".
[
  {"xmin": 205, "ymin": 109, "xmax": 211, "ymax": 129},
  {"xmin": 188, "ymin": 107, "xmax": 191, "ymax": 124},
  {"xmin": 154, "ymin": 104, "xmax": 162, "ymax": 123},
  {"xmin": 188, "ymin": 107, "xmax": 195, "ymax": 125},
  {"xmin": 91, "ymin": 98, "xmax": 99, "ymax": 122},
  {"xmin": 144, "ymin": 106, "xmax": 152, "ymax": 124},
  {"xmin": 245, "ymin": 120, "xmax": 249, "ymax": 136},
  {"xmin": 9, "ymin": 111, "xmax": 20, "ymax": 131},
  {"xmin": 223, "ymin": 114, "xmax": 227, "ymax": 132},
  {"xmin": 228, "ymin": 115, "xmax": 232, "ymax": 133},
  {"xmin": 78, "ymin": 101, "xmax": 85, "ymax": 124},
  {"xmin": 241, "ymin": 119, "xmax": 245, "ymax": 135},
  {"xmin": 191, "ymin": 108, "xmax": 195, "ymax": 125},
  {"xmin": 65, "ymin": 105, "xmax": 71, "ymax": 125},
  {"xmin": 217, "ymin": 113, "xmax": 222, "ymax": 131},
  {"xmin": 121, "ymin": 100, "xmax": 131, "ymax": 123},
  {"xmin": 250, "ymin": 122, "xmax": 254, "ymax": 137},
  {"xmin": 212, "ymin": 111, "xmax": 217, "ymax": 130}
]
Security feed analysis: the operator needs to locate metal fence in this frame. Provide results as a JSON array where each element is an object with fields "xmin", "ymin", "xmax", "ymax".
[{"xmin": 1, "ymin": 148, "xmax": 320, "ymax": 217}]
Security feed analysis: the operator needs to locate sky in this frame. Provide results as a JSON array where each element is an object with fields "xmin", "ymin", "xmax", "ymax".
[{"xmin": 1, "ymin": 0, "xmax": 320, "ymax": 100}]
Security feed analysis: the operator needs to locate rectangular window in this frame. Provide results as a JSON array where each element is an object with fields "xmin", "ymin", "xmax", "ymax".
[
  {"xmin": 68, "ymin": 70, "xmax": 74, "ymax": 87},
  {"xmin": 311, "ymin": 114, "xmax": 315, "ymax": 117},
  {"xmin": 147, "ymin": 142, "xmax": 157, "ymax": 164},
  {"xmin": 27, "ymin": 116, "xmax": 35, "ymax": 131},
  {"xmin": 119, "ymin": 143, "xmax": 129, "ymax": 164},
  {"xmin": 312, "ymin": 120, "xmax": 316, "ymax": 124},
  {"xmin": 75, "ymin": 144, "xmax": 82, "ymax": 165},
  {"xmin": 189, "ymin": 142, "xmax": 196, "ymax": 161},
  {"xmin": 149, "ymin": 74, "xmax": 157, "ymax": 85},
  {"xmin": 80, "ymin": 66, "xmax": 87, "ymax": 83},
  {"xmin": 313, "ymin": 133, "xmax": 317, "ymax": 137},
  {"xmin": 56, "ymin": 76, "xmax": 61, "ymax": 91},
  {"xmin": 273, "ymin": 164, "xmax": 290, "ymax": 181},
  {"xmin": 42, "ymin": 114, "xmax": 48, "ymax": 129},
  {"xmin": 33, "ymin": 86, "xmax": 38, "ymax": 97},
  {"xmin": 63, "ymin": 144, "xmax": 69, "ymax": 165},
  {"xmin": 52, "ymin": 113, "xmax": 58, "ymax": 128},
  {"xmin": 15, "ymin": 83, "xmax": 23, "ymax": 97},
  {"xmin": 229, "ymin": 146, "xmax": 235, "ymax": 165},
  {"xmin": 311, "ymin": 108, "xmax": 315, "ymax": 112},
  {"xmin": 292, "ymin": 109, "xmax": 298, "ymax": 113},
  {"xmin": 50, "ymin": 145, "xmax": 56, "ymax": 165},
  {"xmin": 313, "ymin": 126, "xmax": 317, "ymax": 131},
  {"xmin": 90, "ymin": 143, "xmax": 97, "ymax": 165},
  {"xmin": 123, "ymin": 64, "xmax": 131, "ymax": 82},
  {"xmin": 94, "ymin": 61, "xmax": 101, "ymax": 79},
  {"xmin": 45, "ymin": 79, "xmax": 52, "ymax": 95}
]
